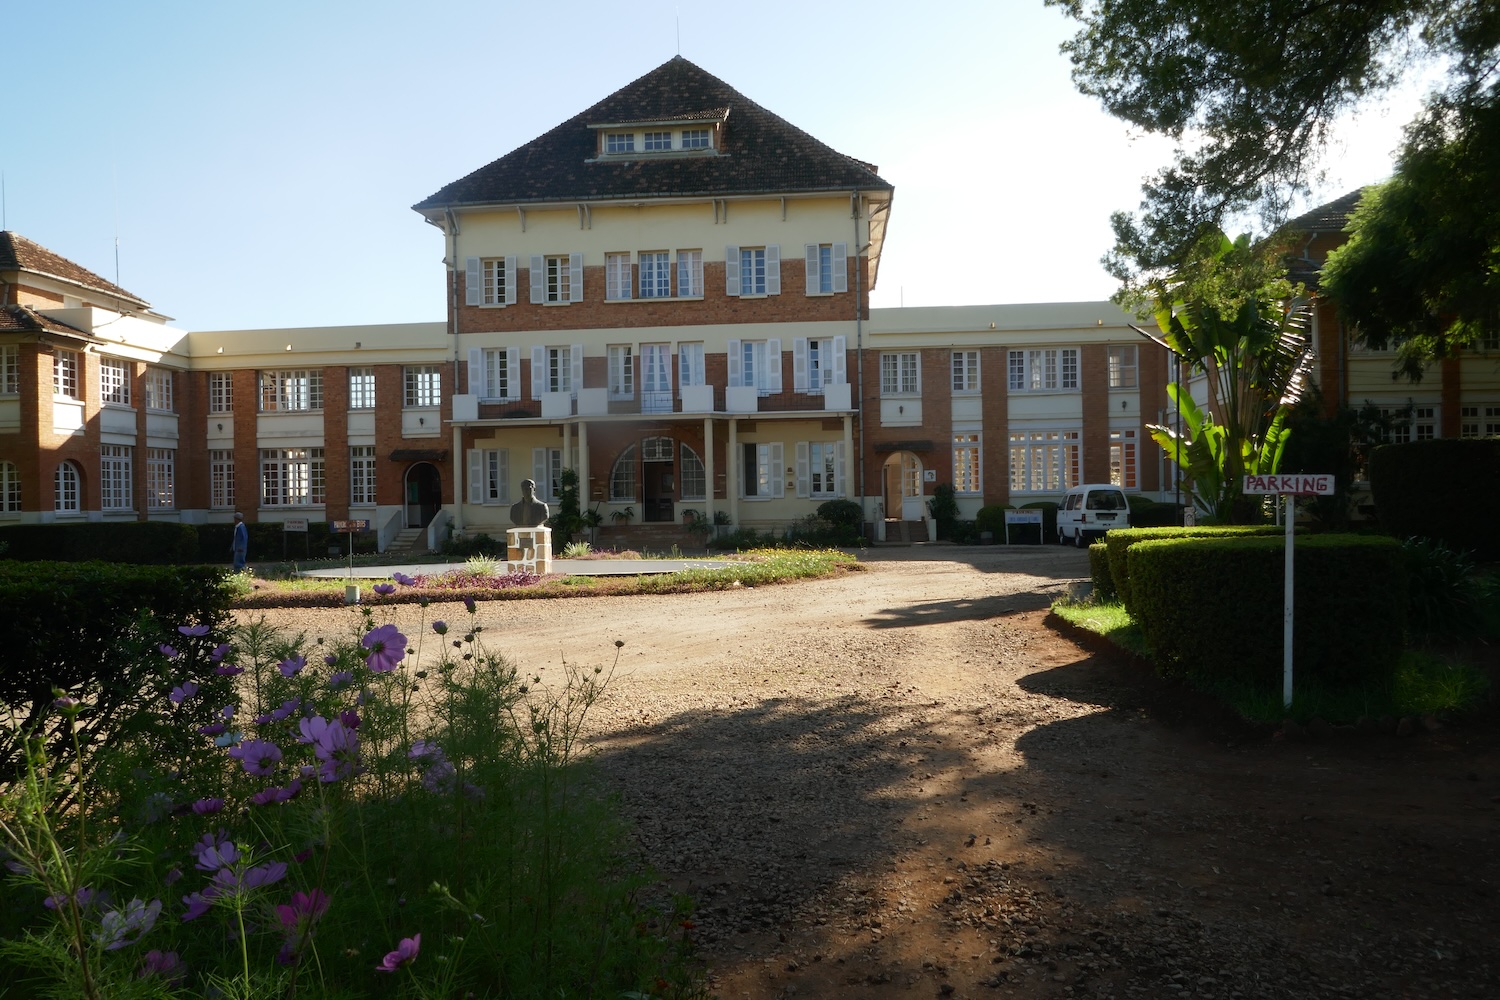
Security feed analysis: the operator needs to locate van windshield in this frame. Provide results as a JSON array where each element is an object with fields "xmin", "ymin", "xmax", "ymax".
[{"xmin": 1086, "ymin": 491, "xmax": 1126, "ymax": 511}]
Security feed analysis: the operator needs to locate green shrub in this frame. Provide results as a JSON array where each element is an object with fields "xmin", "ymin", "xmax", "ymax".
[
  {"xmin": 1128, "ymin": 534, "xmax": 1407, "ymax": 689},
  {"xmin": 709, "ymin": 526, "xmax": 779, "ymax": 550},
  {"xmin": 975, "ymin": 504, "xmax": 1011, "ymax": 541},
  {"xmin": 928, "ymin": 483, "xmax": 960, "ymax": 540},
  {"xmin": 443, "ymin": 531, "xmax": 507, "ymax": 559},
  {"xmin": 1370, "ymin": 438, "xmax": 1500, "ymax": 561},
  {"xmin": 0, "ymin": 521, "xmax": 199, "ymax": 564},
  {"xmin": 1088, "ymin": 542, "xmax": 1117, "ymax": 600},
  {"xmin": 1402, "ymin": 537, "xmax": 1495, "ymax": 641},
  {"xmin": 1127, "ymin": 496, "xmax": 1184, "ymax": 528},
  {"xmin": 1019, "ymin": 501, "xmax": 1059, "ymax": 541},
  {"xmin": 1106, "ymin": 525, "xmax": 1287, "ymax": 616},
  {"xmin": 816, "ymin": 498, "xmax": 864, "ymax": 532}
]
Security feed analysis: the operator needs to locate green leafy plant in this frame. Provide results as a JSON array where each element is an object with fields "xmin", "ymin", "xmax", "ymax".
[{"xmin": 927, "ymin": 484, "xmax": 960, "ymax": 540}]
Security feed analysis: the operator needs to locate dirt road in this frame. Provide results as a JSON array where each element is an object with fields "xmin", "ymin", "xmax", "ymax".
[{"xmin": 258, "ymin": 547, "xmax": 1500, "ymax": 998}]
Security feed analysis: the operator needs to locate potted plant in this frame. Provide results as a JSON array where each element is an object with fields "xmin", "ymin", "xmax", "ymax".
[{"xmin": 610, "ymin": 506, "xmax": 634, "ymax": 525}]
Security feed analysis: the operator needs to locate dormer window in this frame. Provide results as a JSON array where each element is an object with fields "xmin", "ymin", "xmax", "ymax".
[
  {"xmin": 643, "ymin": 131, "xmax": 671, "ymax": 151},
  {"xmin": 606, "ymin": 132, "xmax": 635, "ymax": 154},
  {"xmin": 681, "ymin": 128, "xmax": 710, "ymax": 149}
]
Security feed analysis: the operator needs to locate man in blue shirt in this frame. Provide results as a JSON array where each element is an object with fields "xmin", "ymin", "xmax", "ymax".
[{"xmin": 231, "ymin": 512, "xmax": 248, "ymax": 571}]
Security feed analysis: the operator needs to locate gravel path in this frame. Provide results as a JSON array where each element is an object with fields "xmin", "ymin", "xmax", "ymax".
[{"xmin": 247, "ymin": 547, "xmax": 1500, "ymax": 999}]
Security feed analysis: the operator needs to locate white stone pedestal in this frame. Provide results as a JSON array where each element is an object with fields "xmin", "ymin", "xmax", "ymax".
[{"xmin": 505, "ymin": 526, "xmax": 552, "ymax": 575}]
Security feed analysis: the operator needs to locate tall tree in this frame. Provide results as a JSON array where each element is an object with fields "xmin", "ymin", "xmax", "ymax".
[{"xmin": 1049, "ymin": 0, "xmax": 1500, "ymax": 318}]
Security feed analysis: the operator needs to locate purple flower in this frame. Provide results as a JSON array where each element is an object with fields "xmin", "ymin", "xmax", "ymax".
[
  {"xmin": 300, "ymin": 717, "xmax": 361, "ymax": 783},
  {"xmin": 139, "ymin": 949, "xmax": 183, "ymax": 981},
  {"xmin": 197, "ymin": 722, "xmax": 227, "ymax": 737},
  {"xmin": 421, "ymin": 760, "xmax": 458, "ymax": 794},
  {"xmin": 169, "ymin": 682, "xmax": 199, "ymax": 705},
  {"xmin": 158, "ymin": 644, "xmax": 179, "ymax": 659},
  {"xmin": 323, "ymin": 654, "xmax": 339, "ymax": 666},
  {"xmin": 194, "ymin": 838, "xmax": 239, "ymax": 872},
  {"xmin": 250, "ymin": 779, "xmax": 303, "ymax": 806},
  {"xmin": 228, "ymin": 739, "xmax": 282, "ymax": 776},
  {"xmin": 328, "ymin": 670, "xmax": 354, "ymax": 689},
  {"xmin": 278, "ymin": 654, "xmax": 307, "ymax": 678},
  {"xmin": 242, "ymin": 861, "xmax": 288, "ymax": 890},
  {"xmin": 376, "ymin": 933, "xmax": 420, "ymax": 971},
  {"xmin": 44, "ymin": 886, "xmax": 104, "ymax": 911},
  {"xmin": 409, "ymin": 740, "xmax": 445, "ymax": 763},
  {"xmin": 362, "ymin": 624, "xmax": 408, "ymax": 673},
  {"xmin": 463, "ymin": 596, "xmax": 476, "ymax": 614},
  {"xmin": 276, "ymin": 889, "xmax": 330, "ymax": 938},
  {"xmin": 338, "ymin": 708, "xmax": 361, "ymax": 730},
  {"xmin": 372, "ymin": 583, "xmax": 395, "ymax": 597},
  {"xmin": 392, "ymin": 572, "xmax": 416, "ymax": 587},
  {"xmin": 178, "ymin": 624, "xmax": 211, "ymax": 637},
  {"xmin": 94, "ymin": 898, "xmax": 162, "ymax": 950},
  {"xmin": 431, "ymin": 620, "xmax": 448, "ymax": 635},
  {"xmin": 222, "ymin": 704, "xmax": 236, "ymax": 720},
  {"xmin": 255, "ymin": 698, "xmax": 301, "ymax": 724},
  {"xmin": 53, "ymin": 694, "xmax": 80, "ymax": 712},
  {"xmin": 209, "ymin": 642, "xmax": 231, "ymax": 662},
  {"xmin": 214, "ymin": 663, "xmax": 244, "ymax": 677},
  {"xmin": 191, "ymin": 798, "xmax": 225, "ymax": 816},
  {"xmin": 180, "ymin": 892, "xmax": 212, "ymax": 922}
]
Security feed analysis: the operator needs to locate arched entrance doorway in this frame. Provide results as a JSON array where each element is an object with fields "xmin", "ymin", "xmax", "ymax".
[
  {"xmin": 881, "ymin": 451, "xmax": 924, "ymax": 522},
  {"xmin": 403, "ymin": 463, "xmax": 442, "ymax": 529},
  {"xmin": 641, "ymin": 436, "xmax": 675, "ymax": 522}
]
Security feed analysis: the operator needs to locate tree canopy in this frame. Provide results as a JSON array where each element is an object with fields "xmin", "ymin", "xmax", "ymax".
[{"xmin": 1049, "ymin": 0, "xmax": 1500, "ymax": 344}]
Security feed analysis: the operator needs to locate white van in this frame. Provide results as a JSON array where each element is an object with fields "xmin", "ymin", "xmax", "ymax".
[{"xmin": 1057, "ymin": 483, "xmax": 1131, "ymax": 547}]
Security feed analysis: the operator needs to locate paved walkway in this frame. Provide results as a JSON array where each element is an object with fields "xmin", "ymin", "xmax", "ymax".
[{"xmin": 297, "ymin": 557, "xmax": 733, "ymax": 580}]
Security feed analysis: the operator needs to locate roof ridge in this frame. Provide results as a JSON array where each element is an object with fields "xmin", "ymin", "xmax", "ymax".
[{"xmin": 0, "ymin": 231, "xmax": 150, "ymax": 308}]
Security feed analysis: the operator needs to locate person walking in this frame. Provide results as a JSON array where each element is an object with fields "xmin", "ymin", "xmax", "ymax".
[{"xmin": 231, "ymin": 512, "xmax": 249, "ymax": 571}]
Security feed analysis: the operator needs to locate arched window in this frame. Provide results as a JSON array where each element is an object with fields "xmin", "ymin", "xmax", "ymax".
[
  {"xmin": 0, "ymin": 461, "xmax": 21, "ymax": 513},
  {"xmin": 54, "ymin": 461, "xmax": 81, "ymax": 512},
  {"xmin": 609, "ymin": 445, "xmax": 638, "ymax": 501},
  {"xmin": 680, "ymin": 443, "xmax": 705, "ymax": 501}
]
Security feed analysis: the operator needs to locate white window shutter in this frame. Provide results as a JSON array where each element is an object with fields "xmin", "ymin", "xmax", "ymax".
[
  {"xmin": 793, "ymin": 338, "xmax": 809, "ymax": 391},
  {"xmin": 831, "ymin": 335, "xmax": 847, "ymax": 384},
  {"xmin": 795, "ymin": 441, "xmax": 810, "ymax": 497},
  {"xmin": 504, "ymin": 256, "xmax": 518, "ymax": 304},
  {"xmin": 497, "ymin": 449, "xmax": 509, "ymax": 501},
  {"xmin": 465, "ymin": 257, "xmax": 482, "ymax": 306},
  {"xmin": 832, "ymin": 243, "xmax": 848, "ymax": 293},
  {"xmin": 804, "ymin": 244, "xmax": 819, "ymax": 295},
  {"xmin": 529, "ymin": 255, "xmax": 544, "ymax": 303},
  {"xmin": 836, "ymin": 441, "xmax": 847, "ymax": 497},
  {"xmin": 765, "ymin": 338, "xmax": 782, "ymax": 392},
  {"xmin": 468, "ymin": 450, "xmax": 483, "ymax": 503},
  {"xmin": 770, "ymin": 442, "xmax": 785, "ymax": 498},
  {"xmin": 569, "ymin": 254, "xmax": 584, "ymax": 302},
  {"xmin": 506, "ymin": 348, "xmax": 520, "ymax": 401},
  {"xmin": 725, "ymin": 246, "xmax": 740, "ymax": 296},
  {"xmin": 532, "ymin": 448, "xmax": 547, "ymax": 492},
  {"xmin": 467, "ymin": 348, "xmax": 483, "ymax": 396},
  {"xmin": 766, "ymin": 244, "xmax": 781, "ymax": 295},
  {"xmin": 570, "ymin": 343, "xmax": 583, "ymax": 395},
  {"xmin": 726, "ymin": 339, "xmax": 742, "ymax": 386},
  {"xmin": 531, "ymin": 346, "xmax": 545, "ymax": 400}
]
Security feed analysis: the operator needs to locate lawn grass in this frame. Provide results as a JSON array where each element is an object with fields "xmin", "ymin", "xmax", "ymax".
[{"xmin": 1052, "ymin": 598, "xmax": 1491, "ymax": 724}]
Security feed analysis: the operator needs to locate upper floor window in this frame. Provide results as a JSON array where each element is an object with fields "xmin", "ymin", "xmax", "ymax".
[
  {"xmin": 681, "ymin": 128, "xmax": 710, "ymax": 149},
  {"xmin": 259, "ymin": 369, "xmax": 323, "ymax": 412},
  {"xmin": 209, "ymin": 372, "xmax": 233, "ymax": 413},
  {"xmin": 643, "ymin": 130, "xmax": 671, "ymax": 151},
  {"xmin": 465, "ymin": 256, "xmax": 516, "ymax": 307},
  {"xmin": 678, "ymin": 342, "xmax": 705, "ymax": 392},
  {"xmin": 606, "ymin": 132, "xmax": 635, "ymax": 154},
  {"xmin": 0, "ymin": 460, "xmax": 21, "ymax": 513},
  {"xmin": 1108, "ymin": 345, "xmax": 1138, "ymax": 389},
  {"xmin": 639, "ymin": 252, "xmax": 670, "ymax": 298},
  {"xmin": 145, "ymin": 368, "xmax": 174, "ymax": 412},
  {"xmin": 102, "ymin": 358, "xmax": 131, "ymax": 405},
  {"xmin": 1008, "ymin": 348, "xmax": 1079, "ymax": 392},
  {"xmin": 726, "ymin": 244, "xmax": 780, "ymax": 297},
  {"xmin": 606, "ymin": 253, "xmax": 633, "ymax": 301},
  {"xmin": 795, "ymin": 337, "xmax": 845, "ymax": 392},
  {"xmin": 881, "ymin": 352, "xmax": 919, "ymax": 395},
  {"xmin": 54, "ymin": 350, "xmax": 80, "ymax": 400},
  {"xmin": 530, "ymin": 254, "xmax": 582, "ymax": 304},
  {"xmin": 54, "ymin": 461, "xmax": 81, "ymax": 512},
  {"xmin": 0, "ymin": 345, "xmax": 18, "ymax": 395},
  {"xmin": 804, "ymin": 243, "xmax": 848, "ymax": 295},
  {"xmin": 952, "ymin": 351, "xmax": 979, "ymax": 393},
  {"xmin": 476, "ymin": 348, "xmax": 518, "ymax": 401},
  {"xmin": 349, "ymin": 367, "xmax": 376, "ymax": 409},
  {"xmin": 531, "ymin": 345, "xmax": 581, "ymax": 397},
  {"xmin": 608, "ymin": 345, "xmax": 634, "ymax": 399},
  {"xmin": 404, "ymin": 366, "xmax": 442, "ymax": 408},
  {"xmin": 677, "ymin": 250, "xmax": 703, "ymax": 297},
  {"xmin": 728, "ymin": 338, "xmax": 782, "ymax": 394}
]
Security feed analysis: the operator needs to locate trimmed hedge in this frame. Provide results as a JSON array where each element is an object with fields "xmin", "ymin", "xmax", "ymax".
[
  {"xmin": 1370, "ymin": 438, "xmax": 1500, "ymax": 561},
  {"xmin": 1088, "ymin": 542, "xmax": 1117, "ymax": 601},
  {"xmin": 1127, "ymin": 534, "xmax": 1406, "ymax": 688},
  {"xmin": 1105, "ymin": 525, "xmax": 1288, "ymax": 616},
  {"xmin": 0, "ymin": 521, "xmax": 198, "ymax": 564},
  {"xmin": 196, "ymin": 521, "xmax": 378, "ymax": 563}
]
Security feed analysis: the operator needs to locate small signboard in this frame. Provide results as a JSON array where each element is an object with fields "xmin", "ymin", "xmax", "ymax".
[
  {"xmin": 332, "ymin": 519, "xmax": 371, "ymax": 533},
  {"xmin": 1242, "ymin": 474, "xmax": 1335, "ymax": 495},
  {"xmin": 1004, "ymin": 508, "xmax": 1043, "ymax": 545},
  {"xmin": 282, "ymin": 518, "xmax": 309, "ymax": 532}
]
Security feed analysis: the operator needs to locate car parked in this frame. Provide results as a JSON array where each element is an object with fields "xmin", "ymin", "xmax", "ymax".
[{"xmin": 1057, "ymin": 483, "xmax": 1131, "ymax": 547}]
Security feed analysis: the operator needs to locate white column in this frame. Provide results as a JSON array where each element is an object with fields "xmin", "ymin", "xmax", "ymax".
[
  {"xmin": 728, "ymin": 418, "xmax": 739, "ymax": 527},
  {"xmin": 703, "ymin": 416, "xmax": 716, "ymax": 524},
  {"xmin": 578, "ymin": 421, "xmax": 590, "ymax": 505},
  {"xmin": 452, "ymin": 425, "xmax": 465, "ymax": 532}
]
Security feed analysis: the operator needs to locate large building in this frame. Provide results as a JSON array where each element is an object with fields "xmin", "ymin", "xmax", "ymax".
[{"xmin": 7, "ymin": 58, "xmax": 1485, "ymax": 550}]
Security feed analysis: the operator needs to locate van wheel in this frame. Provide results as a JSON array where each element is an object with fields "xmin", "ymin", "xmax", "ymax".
[{"xmin": 1075, "ymin": 529, "xmax": 1089, "ymax": 549}]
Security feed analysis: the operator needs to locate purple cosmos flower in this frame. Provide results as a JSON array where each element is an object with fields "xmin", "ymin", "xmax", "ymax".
[
  {"xmin": 164, "ymin": 868, "xmax": 182, "ymax": 886},
  {"xmin": 168, "ymin": 682, "xmax": 199, "ymax": 705},
  {"xmin": 139, "ymin": 949, "xmax": 183, "ymax": 981},
  {"xmin": 339, "ymin": 708, "xmax": 360, "ymax": 730},
  {"xmin": 263, "ymin": 698, "xmax": 301, "ymax": 723},
  {"xmin": 197, "ymin": 722, "xmax": 227, "ymax": 737},
  {"xmin": 194, "ymin": 838, "xmax": 240, "ymax": 872},
  {"xmin": 372, "ymin": 583, "xmax": 395, "ymax": 597},
  {"xmin": 53, "ymin": 694, "xmax": 80, "ymax": 712},
  {"xmin": 158, "ymin": 644, "xmax": 179, "ymax": 659},
  {"xmin": 431, "ymin": 620, "xmax": 448, "ymax": 635},
  {"xmin": 376, "ymin": 933, "xmax": 420, "ymax": 972},
  {"xmin": 178, "ymin": 624, "xmax": 210, "ymax": 638},
  {"xmin": 409, "ymin": 740, "xmax": 445, "ymax": 763},
  {"xmin": 214, "ymin": 663, "xmax": 244, "ymax": 677},
  {"xmin": 463, "ymin": 596, "xmax": 477, "ymax": 614},
  {"xmin": 180, "ymin": 892, "xmax": 212, "ymax": 922},
  {"xmin": 362, "ymin": 624, "xmax": 408, "ymax": 673},
  {"xmin": 278, "ymin": 654, "xmax": 307, "ymax": 678},
  {"xmin": 228, "ymin": 739, "xmax": 282, "ymax": 777},
  {"xmin": 323, "ymin": 653, "xmax": 339, "ymax": 666},
  {"xmin": 421, "ymin": 760, "xmax": 458, "ymax": 794},
  {"xmin": 328, "ymin": 670, "xmax": 354, "ymax": 689},
  {"xmin": 209, "ymin": 642, "xmax": 231, "ymax": 662},
  {"xmin": 276, "ymin": 889, "xmax": 330, "ymax": 937},
  {"xmin": 250, "ymin": 778, "xmax": 303, "ymax": 806},
  {"xmin": 191, "ymin": 798, "xmax": 225, "ymax": 816},
  {"xmin": 94, "ymin": 898, "xmax": 162, "ymax": 950},
  {"xmin": 44, "ymin": 886, "xmax": 104, "ymax": 911},
  {"xmin": 300, "ymin": 717, "xmax": 360, "ymax": 782},
  {"xmin": 392, "ymin": 572, "xmax": 416, "ymax": 587},
  {"xmin": 243, "ymin": 862, "xmax": 288, "ymax": 890}
]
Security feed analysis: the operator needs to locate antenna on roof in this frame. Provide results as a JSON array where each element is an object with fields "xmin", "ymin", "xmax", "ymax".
[
  {"xmin": 2, "ymin": 171, "xmax": 7, "ymax": 231},
  {"xmin": 676, "ymin": 7, "xmax": 680, "ymax": 55},
  {"xmin": 112, "ymin": 161, "xmax": 121, "ymax": 287}
]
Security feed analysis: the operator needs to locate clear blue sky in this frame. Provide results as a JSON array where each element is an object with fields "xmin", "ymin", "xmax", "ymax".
[{"xmin": 4, "ymin": 1, "xmax": 1414, "ymax": 331}]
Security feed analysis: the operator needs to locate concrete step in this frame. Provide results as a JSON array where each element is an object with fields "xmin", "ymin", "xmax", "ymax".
[{"xmin": 388, "ymin": 527, "xmax": 426, "ymax": 554}]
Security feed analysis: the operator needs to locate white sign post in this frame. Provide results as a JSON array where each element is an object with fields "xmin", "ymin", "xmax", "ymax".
[{"xmin": 1242, "ymin": 475, "xmax": 1336, "ymax": 707}]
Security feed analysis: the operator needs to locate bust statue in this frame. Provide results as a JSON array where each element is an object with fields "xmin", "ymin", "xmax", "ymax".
[{"xmin": 509, "ymin": 479, "xmax": 550, "ymax": 527}]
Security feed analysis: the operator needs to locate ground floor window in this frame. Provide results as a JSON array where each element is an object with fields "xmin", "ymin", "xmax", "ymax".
[
  {"xmin": 211, "ymin": 450, "xmax": 235, "ymax": 509},
  {"xmin": 350, "ymin": 446, "xmax": 377, "ymax": 505},
  {"xmin": 260, "ymin": 448, "xmax": 325, "ymax": 506},
  {"xmin": 1008, "ymin": 429, "xmax": 1080, "ymax": 493},
  {"xmin": 797, "ymin": 441, "xmax": 844, "ymax": 498},
  {"xmin": 680, "ymin": 443, "xmax": 706, "ymax": 501},
  {"xmin": 54, "ymin": 461, "xmax": 81, "ymax": 512},
  {"xmin": 102, "ymin": 445, "xmax": 133, "ymax": 512},
  {"xmin": 468, "ymin": 448, "xmax": 509, "ymax": 504},
  {"xmin": 742, "ymin": 442, "xmax": 784, "ymax": 499},
  {"xmin": 610, "ymin": 445, "xmax": 638, "ymax": 501},
  {"xmin": 1, "ymin": 460, "xmax": 22, "ymax": 513},
  {"xmin": 1109, "ymin": 428, "xmax": 1137, "ymax": 489},
  {"xmin": 147, "ymin": 448, "xmax": 176, "ymax": 510},
  {"xmin": 1460, "ymin": 403, "xmax": 1500, "ymax": 438},
  {"xmin": 953, "ymin": 433, "xmax": 981, "ymax": 495}
]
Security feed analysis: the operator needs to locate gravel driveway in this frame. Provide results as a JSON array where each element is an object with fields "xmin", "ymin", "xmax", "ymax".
[{"xmin": 249, "ymin": 547, "xmax": 1500, "ymax": 999}]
